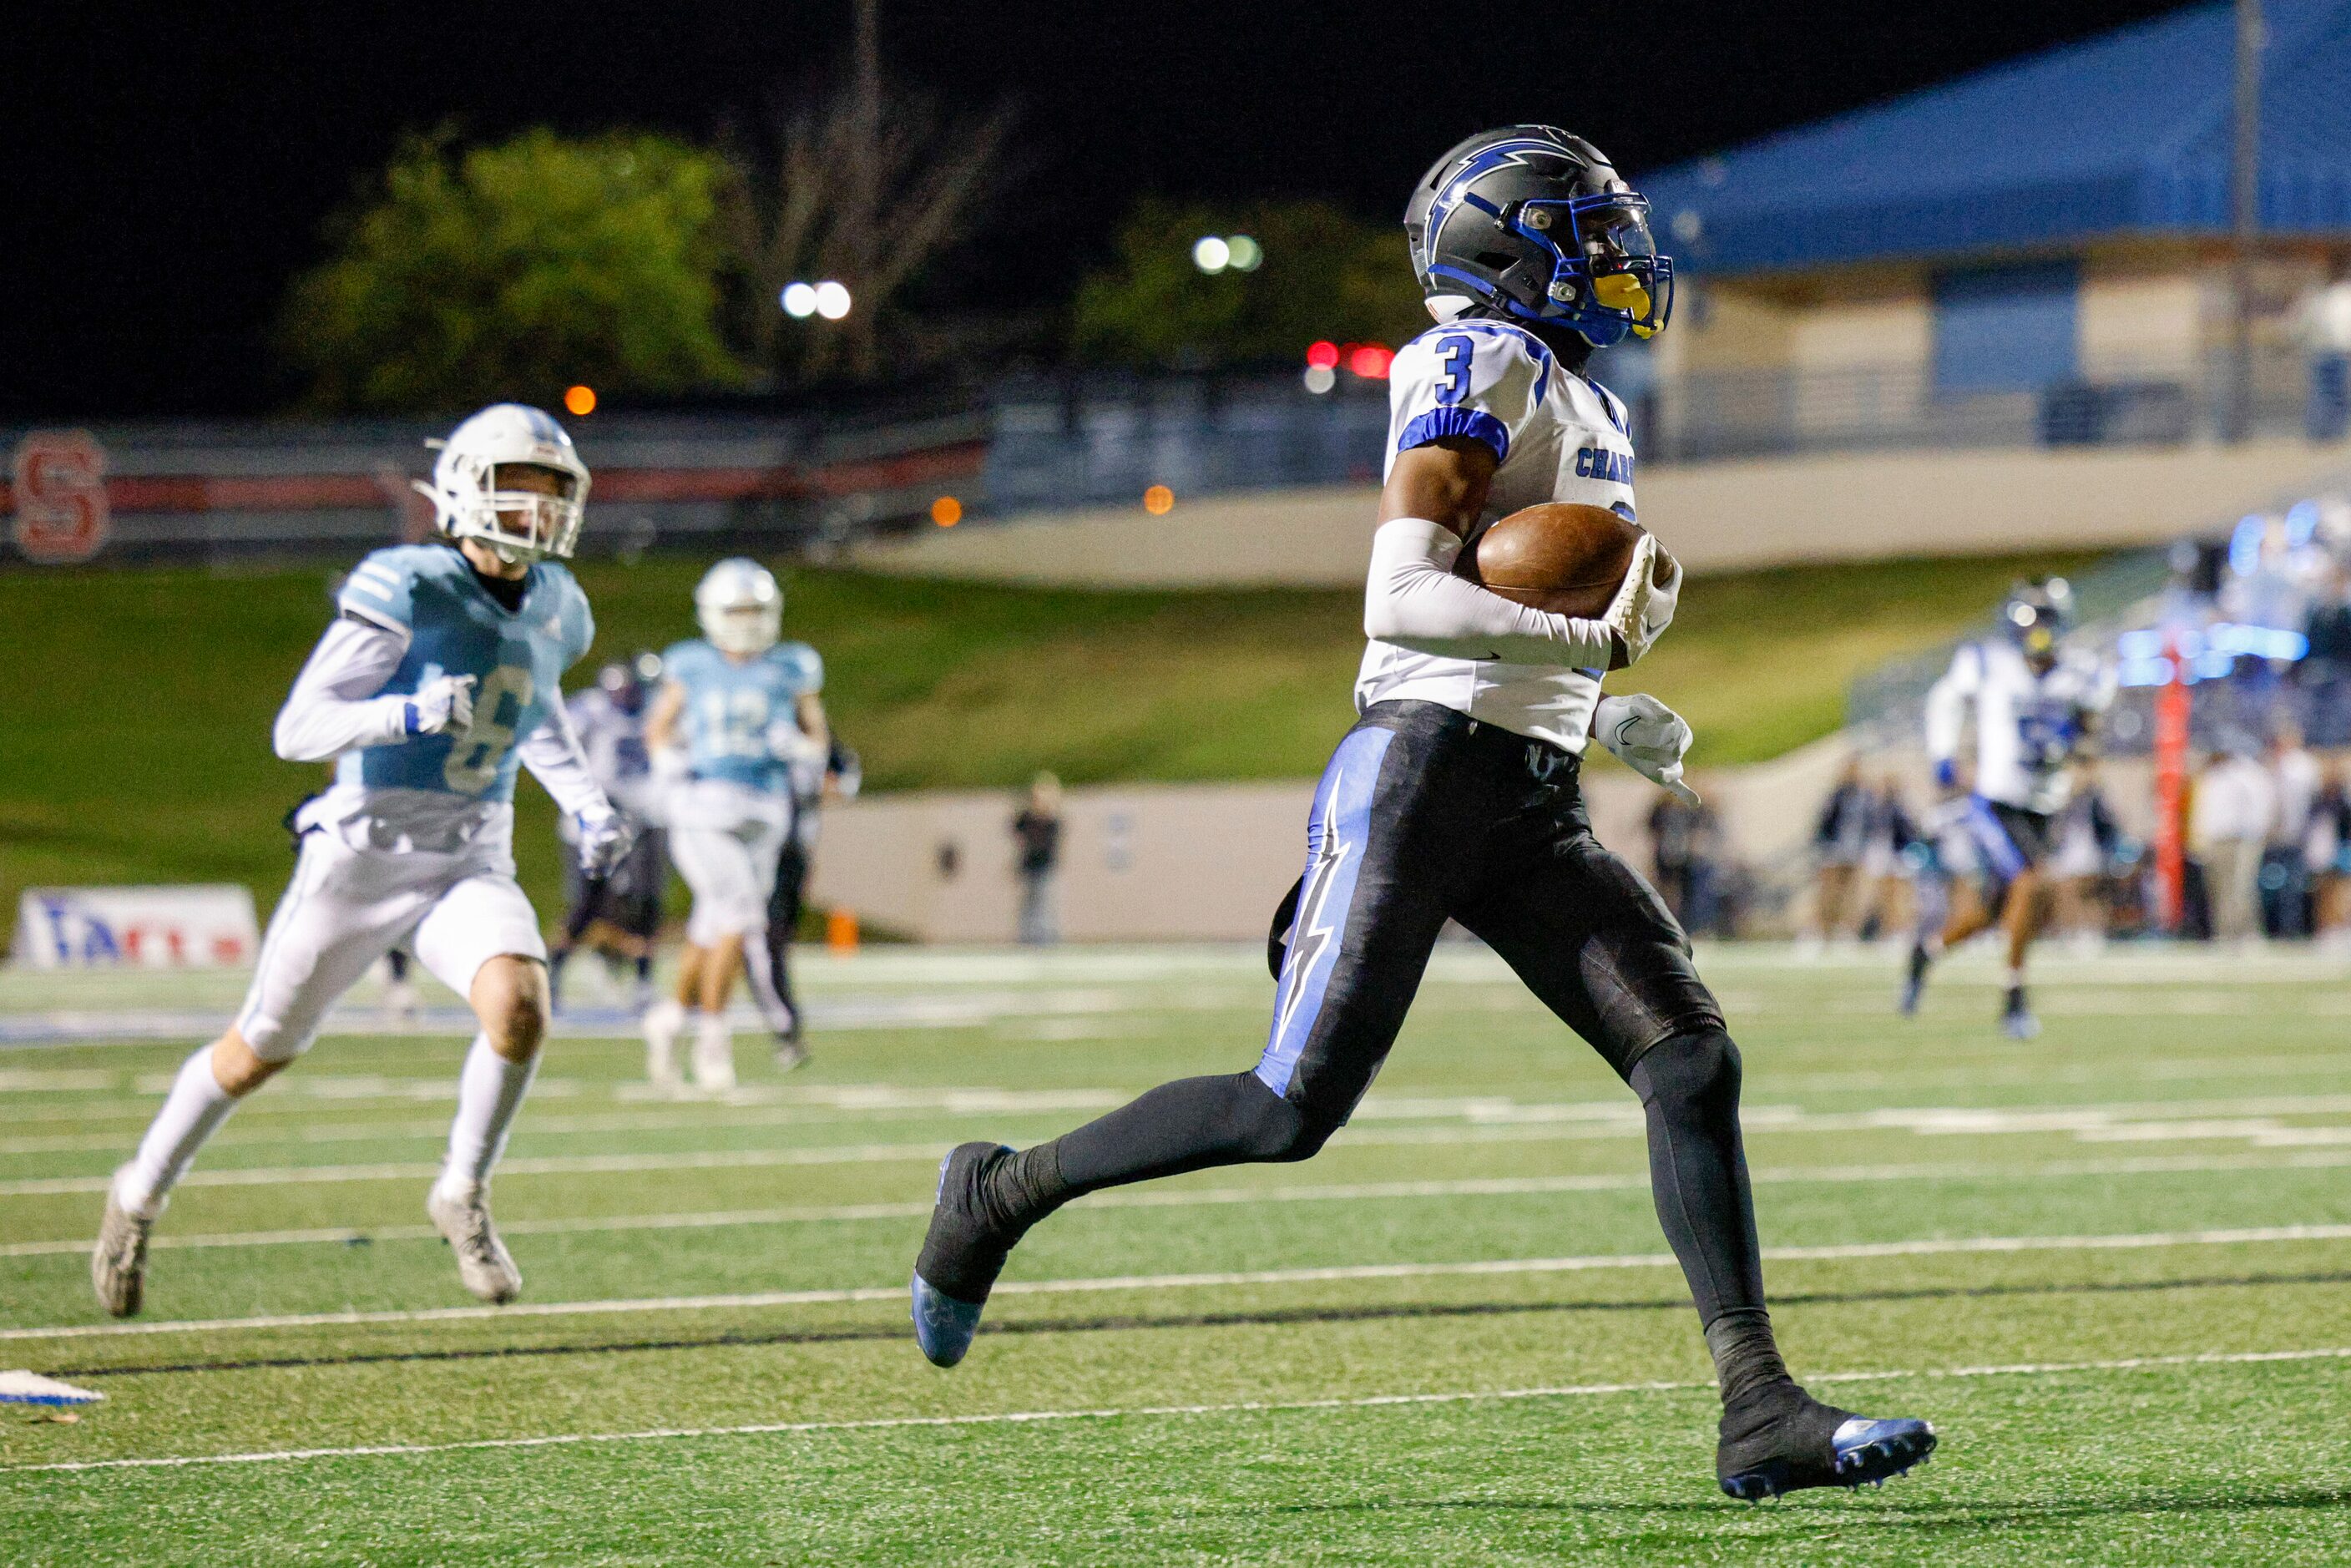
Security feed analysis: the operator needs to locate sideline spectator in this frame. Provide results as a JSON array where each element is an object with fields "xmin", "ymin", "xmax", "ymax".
[
  {"xmin": 2192, "ymin": 738, "xmax": 2278, "ymax": 943},
  {"xmin": 2310, "ymin": 761, "xmax": 2351, "ymax": 944},
  {"xmin": 1856, "ymin": 774, "xmax": 1918, "ymax": 943},
  {"xmin": 2050, "ymin": 759, "xmax": 2122, "ymax": 947},
  {"xmin": 2267, "ymin": 723, "xmax": 2323, "ymax": 937},
  {"xmin": 1807, "ymin": 759, "xmax": 1872, "ymax": 948},
  {"xmin": 1648, "ymin": 791, "xmax": 1733, "ymax": 938},
  {"xmin": 1013, "ymin": 772, "xmax": 1064, "ymax": 946}
]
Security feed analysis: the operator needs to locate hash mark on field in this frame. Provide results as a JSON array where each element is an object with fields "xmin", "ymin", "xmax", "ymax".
[
  {"xmin": 9, "ymin": 1222, "xmax": 2351, "ymax": 1342},
  {"xmin": 9, "ymin": 1149, "xmax": 2351, "ymax": 1257},
  {"xmin": 9, "ymin": 1345, "xmax": 2350, "ymax": 1475}
]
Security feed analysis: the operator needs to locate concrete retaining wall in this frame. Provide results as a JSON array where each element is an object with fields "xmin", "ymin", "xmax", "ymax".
[{"xmin": 852, "ymin": 437, "xmax": 2351, "ymax": 587}]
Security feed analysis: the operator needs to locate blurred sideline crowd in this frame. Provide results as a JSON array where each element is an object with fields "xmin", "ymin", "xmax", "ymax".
[{"xmin": 1656, "ymin": 493, "xmax": 2351, "ymax": 948}]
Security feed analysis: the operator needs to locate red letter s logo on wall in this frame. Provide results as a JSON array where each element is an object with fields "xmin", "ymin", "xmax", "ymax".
[{"xmin": 11, "ymin": 430, "xmax": 111, "ymax": 564}]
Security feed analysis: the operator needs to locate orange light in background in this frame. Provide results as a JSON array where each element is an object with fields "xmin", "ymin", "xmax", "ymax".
[
  {"xmin": 563, "ymin": 384, "xmax": 597, "ymax": 417},
  {"xmin": 931, "ymin": 495, "xmax": 963, "ymax": 527},
  {"xmin": 1142, "ymin": 484, "xmax": 1175, "ymax": 515},
  {"xmin": 1305, "ymin": 340, "xmax": 1341, "ymax": 369},
  {"xmin": 1346, "ymin": 345, "xmax": 1393, "ymax": 380}
]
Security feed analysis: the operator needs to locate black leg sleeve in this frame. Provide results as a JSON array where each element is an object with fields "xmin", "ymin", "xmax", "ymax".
[
  {"xmin": 986, "ymin": 1071, "xmax": 1319, "ymax": 1231},
  {"xmin": 1627, "ymin": 1029, "xmax": 1765, "ymax": 1323},
  {"xmin": 1630, "ymin": 1029, "xmax": 1793, "ymax": 1406},
  {"xmin": 1056, "ymin": 1070, "xmax": 1319, "ymax": 1188}
]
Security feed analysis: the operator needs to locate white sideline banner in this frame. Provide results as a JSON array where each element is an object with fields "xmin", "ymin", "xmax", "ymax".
[{"xmin": 11, "ymin": 887, "xmax": 260, "ymax": 969}]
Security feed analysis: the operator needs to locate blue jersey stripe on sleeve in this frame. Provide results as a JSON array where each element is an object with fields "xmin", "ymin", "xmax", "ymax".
[{"xmin": 1397, "ymin": 407, "xmax": 1510, "ymax": 465}]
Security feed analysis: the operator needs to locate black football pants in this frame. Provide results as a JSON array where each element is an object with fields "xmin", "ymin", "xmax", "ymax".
[{"xmin": 1029, "ymin": 700, "xmax": 1767, "ymax": 1328}]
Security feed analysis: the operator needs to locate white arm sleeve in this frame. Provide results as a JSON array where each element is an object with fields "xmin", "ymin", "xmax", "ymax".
[
  {"xmin": 1363, "ymin": 518, "xmax": 1616, "ymax": 668},
  {"xmin": 271, "ymin": 616, "xmax": 415, "ymax": 762},
  {"xmin": 1923, "ymin": 645, "xmax": 1982, "ymax": 763},
  {"xmin": 518, "ymin": 697, "xmax": 616, "ymax": 822}
]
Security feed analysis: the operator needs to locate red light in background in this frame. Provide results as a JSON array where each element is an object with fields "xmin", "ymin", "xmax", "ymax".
[
  {"xmin": 1305, "ymin": 340, "xmax": 1340, "ymax": 369},
  {"xmin": 563, "ymin": 384, "xmax": 597, "ymax": 416},
  {"xmin": 1346, "ymin": 344, "xmax": 1393, "ymax": 380}
]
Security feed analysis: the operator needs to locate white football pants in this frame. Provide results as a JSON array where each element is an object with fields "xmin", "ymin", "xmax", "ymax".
[{"xmin": 236, "ymin": 830, "xmax": 544, "ymax": 1061}]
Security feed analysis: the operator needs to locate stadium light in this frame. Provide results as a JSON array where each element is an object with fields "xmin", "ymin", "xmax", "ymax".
[
  {"xmin": 781, "ymin": 282, "xmax": 819, "ymax": 319},
  {"xmin": 1143, "ymin": 484, "xmax": 1176, "ymax": 515},
  {"xmin": 1191, "ymin": 236, "xmax": 1231, "ymax": 274},
  {"xmin": 1305, "ymin": 341, "xmax": 1340, "ymax": 370},
  {"xmin": 931, "ymin": 495, "xmax": 963, "ymax": 528},
  {"xmin": 1226, "ymin": 235, "xmax": 1262, "ymax": 271},
  {"xmin": 1347, "ymin": 344, "xmax": 1394, "ymax": 380},
  {"xmin": 813, "ymin": 281, "xmax": 853, "ymax": 321},
  {"xmin": 563, "ymin": 385, "xmax": 597, "ymax": 417},
  {"xmin": 1302, "ymin": 364, "xmax": 1336, "ymax": 395}
]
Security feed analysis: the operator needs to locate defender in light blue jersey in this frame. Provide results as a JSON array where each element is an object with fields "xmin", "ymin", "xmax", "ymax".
[
  {"xmin": 333, "ymin": 542, "xmax": 595, "ymax": 801},
  {"xmin": 94, "ymin": 404, "xmax": 633, "ymax": 1320},
  {"xmin": 641, "ymin": 558, "xmax": 829, "ymax": 1089}
]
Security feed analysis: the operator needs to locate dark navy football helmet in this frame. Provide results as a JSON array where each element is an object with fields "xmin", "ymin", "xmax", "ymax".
[
  {"xmin": 2004, "ymin": 579, "xmax": 2075, "ymax": 666},
  {"xmin": 597, "ymin": 655, "xmax": 650, "ymax": 716},
  {"xmin": 1404, "ymin": 125, "xmax": 1673, "ymax": 348}
]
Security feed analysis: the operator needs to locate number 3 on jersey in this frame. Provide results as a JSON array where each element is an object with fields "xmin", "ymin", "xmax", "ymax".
[
  {"xmin": 443, "ymin": 665, "xmax": 533, "ymax": 792},
  {"xmin": 1433, "ymin": 335, "xmax": 1474, "ymax": 406}
]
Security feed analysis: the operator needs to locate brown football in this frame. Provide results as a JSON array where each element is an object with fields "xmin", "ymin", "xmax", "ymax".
[{"xmin": 1458, "ymin": 502, "xmax": 1649, "ymax": 619}]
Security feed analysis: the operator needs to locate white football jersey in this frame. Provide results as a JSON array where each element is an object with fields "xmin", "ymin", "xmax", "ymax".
[
  {"xmin": 1354, "ymin": 320, "xmax": 1642, "ymax": 752},
  {"xmin": 1925, "ymin": 640, "xmax": 2116, "ymax": 815}
]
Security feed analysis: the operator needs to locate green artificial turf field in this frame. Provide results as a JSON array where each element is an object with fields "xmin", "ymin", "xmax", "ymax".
[
  {"xmin": 0, "ymin": 549, "xmax": 2098, "ymax": 953},
  {"xmin": 3, "ymin": 943, "xmax": 2350, "ymax": 1564}
]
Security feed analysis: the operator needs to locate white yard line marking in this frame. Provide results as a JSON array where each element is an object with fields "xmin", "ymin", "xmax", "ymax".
[
  {"xmin": 8, "ymin": 1149, "xmax": 2350, "ymax": 1258},
  {"xmin": 8, "ymin": 1221, "xmax": 2350, "ymax": 1343},
  {"xmin": 21, "ymin": 1082, "xmax": 2351, "ymax": 1161},
  {"xmin": 9, "ymin": 1344, "xmax": 2348, "ymax": 1475},
  {"xmin": 20, "ymin": 1093, "xmax": 2351, "ymax": 1194}
]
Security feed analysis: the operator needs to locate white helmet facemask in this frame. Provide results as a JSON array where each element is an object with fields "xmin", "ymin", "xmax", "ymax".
[
  {"xmin": 413, "ymin": 403, "xmax": 591, "ymax": 564},
  {"xmin": 695, "ymin": 558, "xmax": 782, "ymax": 655}
]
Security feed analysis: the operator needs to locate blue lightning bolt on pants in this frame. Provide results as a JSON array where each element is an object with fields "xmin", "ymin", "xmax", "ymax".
[{"xmin": 1252, "ymin": 700, "xmax": 1722, "ymax": 1120}]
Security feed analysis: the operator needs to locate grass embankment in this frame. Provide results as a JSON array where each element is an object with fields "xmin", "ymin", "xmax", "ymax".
[{"xmin": 0, "ymin": 550, "xmax": 2097, "ymax": 938}]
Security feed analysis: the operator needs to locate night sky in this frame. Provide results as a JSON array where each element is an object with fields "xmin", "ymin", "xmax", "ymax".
[{"xmin": 4, "ymin": 0, "xmax": 2188, "ymax": 419}]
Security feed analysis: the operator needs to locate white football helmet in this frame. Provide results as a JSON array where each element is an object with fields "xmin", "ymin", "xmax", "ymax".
[
  {"xmin": 695, "ymin": 558, "xmax": 782, "ymax": 655},
  {"xmin": 412, "ymin": 403, "xmax": 590, "ymax": 564}
]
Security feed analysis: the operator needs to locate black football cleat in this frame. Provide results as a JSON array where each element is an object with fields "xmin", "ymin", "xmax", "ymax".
[
  {"xmin": 911, "ymin": 1141, "xmax": 1020, "ymax": 1368},
  {"xmin": 1718, "ymin": 1383, "xmax": 1936, "ymax": 1500}
]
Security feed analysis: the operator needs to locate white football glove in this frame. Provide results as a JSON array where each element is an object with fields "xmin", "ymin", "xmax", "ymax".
[
  {"xmin": 1641, "ymin": 544, "xmax": 1682, "ymax": 649},
  {"xmin": 1594, "ymin": 692, "xmax": 1700, "ymax": 805},
  {"xmin": 765, "ymin": 717, "xmax": 824, "ymax": 766},
  {"xmin": 1601, "ymin": 535, "xmax": 1680, "ymax": 666},
  {"xmin": 406, "ymin": 674, "xmax": 478, "ymax": 737},
  {"xmin": 575, "ymin": 810, "xmax": 635, "ymax": 880}
]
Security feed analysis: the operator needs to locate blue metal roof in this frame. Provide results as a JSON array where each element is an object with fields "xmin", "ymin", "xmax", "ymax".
[{"xmin": 1638, "ymin": 0, "xmax": 2351, "ymax": 275}]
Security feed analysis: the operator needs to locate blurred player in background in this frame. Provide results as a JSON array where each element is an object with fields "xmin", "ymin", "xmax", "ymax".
[
  {"xmin": 641, "ymin": 559, "xmax": 827, "ymax": 1089},
  {"xmin": 911, "ymin": 126, "xmax": 1933, "ymax": 1501},
  {"xmin": 549, "ymin": 651, "xmax": 669, "ymax": 1014},
  {"xmin": 764, "ymin": 735, "xmax": 859, "ymax": 1059},
  {"xmin": 92, "ymin": 404, "xmax": 630, "ymax": 1314},
  {"xmin": 1904, "ymin": 579, "xmax": 2116, "ymax": 1035}
]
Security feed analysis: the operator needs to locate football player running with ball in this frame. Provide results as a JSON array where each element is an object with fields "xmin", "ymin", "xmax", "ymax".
[
  {"xmin": 910, "ymin": 127, "xmax": 1935, "ymax": 1500},
  {"xmin": 1903, "ymin": 579, "xmax": 2115, "ymax": 1036},
  {"xmin": 93, "ymin": 405, "xmax": 632, "ymax": 1313},
  {"xmin": 640, "ymin": 559, "xmax": 827, "ymax": 1090}
]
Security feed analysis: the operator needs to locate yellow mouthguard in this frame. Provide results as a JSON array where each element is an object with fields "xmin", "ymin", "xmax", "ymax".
[{"xmin": 1592, "ymin": 273, "xmax": 1652, "ymax": 316}]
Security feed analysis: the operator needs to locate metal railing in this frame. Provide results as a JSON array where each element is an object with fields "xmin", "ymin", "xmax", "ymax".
[
  {"xmin": 983, "ymin": 371, "xmax": 1391, "ymax": 512},
  {"xmin": 1641, "ymin": 346, "xmax": 2324, "ymax": 464}
]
